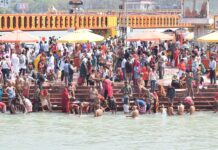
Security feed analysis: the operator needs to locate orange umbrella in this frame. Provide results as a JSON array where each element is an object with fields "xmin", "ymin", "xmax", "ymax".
[
  {"xmin": 0, "ymin": 30, "xmax": 39, "ymax": 43},
  {"xmin": 127, "ymin": 31, "xmax": 174, "ymax": 41}
]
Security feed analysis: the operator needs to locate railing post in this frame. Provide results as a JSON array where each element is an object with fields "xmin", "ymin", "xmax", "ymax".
[
  {"xmin": 31, "ymin": 16, "xmax": 35, "ymax": 29},
  {"xmin": 21, "ymin": 16, "xmax": 25, "ymax": 30},
  {"xmin": 42, "ymin": 16, "xmax": 46, "ymax": 29},
  {"xmin": 26, "ymin": 16, "xmax": 30, "ymax": 29},
  {"xmin": 47, "ymin": 16, "xmax": 51, "ymax": 29},
  {"xmin": 52, "ymin": 16, "xmax": 56, "ymax": 29},
  {"xmin": 57, "ymin": 15, "xmax": 60, "ymax": 29},
  {"xmin": 9, "ymin": 16, "xmax": 13, "ymax": 30},
  {"xmin": 3, "ymin": 16, "xmax": 7, "ymax": 30}
]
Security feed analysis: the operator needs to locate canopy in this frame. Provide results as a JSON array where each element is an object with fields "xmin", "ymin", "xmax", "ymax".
[
  {"xmin": 127, "ymin": 31, "xmax": 174, "ymax": 41},
  {"xmin": 0, "ymin": 30, "xmax": 39, "ymax": 43},
  {"xmin": 197, "ymin": 32, "xmax": 218, "ymax": 43},
  {"xmin": 58, "ymin": 30, "xmax": 104, "ymax": 43}
]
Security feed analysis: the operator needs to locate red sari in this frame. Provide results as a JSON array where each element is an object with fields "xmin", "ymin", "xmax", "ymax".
[
  {"xmin": 62, "ymin": 88, "xmax": 71, "ymax": 113},
  {"xmin": 174, "ymin": 49, "xmax": 180, "ymax": 67},
  {"xmin": 102, "ymin": 79, "xmax": 113, "ymax": 98}
]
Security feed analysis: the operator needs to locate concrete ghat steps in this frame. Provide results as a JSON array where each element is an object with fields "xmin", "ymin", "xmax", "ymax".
[{"xmin": 1, "ymin": 79, "xmax": 217, "ymax": 111}]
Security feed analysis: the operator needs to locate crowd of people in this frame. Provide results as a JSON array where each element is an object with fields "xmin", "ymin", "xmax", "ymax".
[{"xmin": 0, "ymin": 34, "xmax": 217, "ymax": 117}]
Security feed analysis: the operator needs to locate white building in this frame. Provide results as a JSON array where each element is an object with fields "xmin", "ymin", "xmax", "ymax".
[{"xmin": 125, "ymin": 0, "xmax": 154, "ymax": 11}]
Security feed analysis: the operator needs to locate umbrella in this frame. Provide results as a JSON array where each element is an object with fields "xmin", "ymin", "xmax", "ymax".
[
  {"xmin": 58, "ymin": 30, "xmax": 104, "ymax": 43},
  {"xmin": 197, "ymin": 31, "xmax": 218, "ymax": 43},
  {"xmin": 0, "ymin": 30, "xmax": 39, "ymax": 43},
  {"xmin": 127, "ymin": 31, "xmax": 174, "ymax": 41}
]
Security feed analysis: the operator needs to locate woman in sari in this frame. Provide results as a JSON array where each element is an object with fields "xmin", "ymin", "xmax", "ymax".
[
  {"xmin": 173, "ymin": 48, "xmax": 180, "ymax": 67},
  {"xmin": 62, "ymin": 87, "xmax": 72, "ymax": 113}
]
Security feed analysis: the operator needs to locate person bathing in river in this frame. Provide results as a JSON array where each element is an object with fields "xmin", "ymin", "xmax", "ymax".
[
  {"xmin": 80, "ymin": 102, "xmax": 90, "ymax": 115},
  {"xmin": 189, "ymin": 104, "xmax": 195, "ymax": 115},
  {"xmin": 177, "ymin": 102, "xmax": 184, "ymax": 115},
  {"xmin": 167, "ymin": 103, "xmax": 174, "ymax": 116},
  {"xmin": 126, "ymin": 106, "xmax": 139, "ymax": 118},
  {"xmin": 22, "ymin": 96, "xmax": 32, "ymax": 113},
  {"xmin": 94, "ymin": 104, "xmax": 103, "ymax": 117},
  {"xmin": 160, "ymin": 104, "xmax": 167, "ymax": 115}
]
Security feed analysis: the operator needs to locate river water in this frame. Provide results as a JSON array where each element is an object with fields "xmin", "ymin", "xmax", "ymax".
[{"xmin": 0, "ymin": 112, "xmax": 218, "ymax": 150}]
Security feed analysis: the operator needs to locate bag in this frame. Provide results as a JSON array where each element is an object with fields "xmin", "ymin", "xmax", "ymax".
[{"xmin": 77, "ymin": 77, "xmax": 84, "ymax": 86}]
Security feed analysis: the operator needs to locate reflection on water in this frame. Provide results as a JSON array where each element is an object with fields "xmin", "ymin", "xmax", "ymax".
[{"xmin": 0, "ymin": 112, "xmax": 218, "ymax": 150}]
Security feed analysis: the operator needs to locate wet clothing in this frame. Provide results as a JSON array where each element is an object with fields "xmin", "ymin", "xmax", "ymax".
[{"xmin": 62, "ymin": 88, "xmax": 71, "ymax": 113}]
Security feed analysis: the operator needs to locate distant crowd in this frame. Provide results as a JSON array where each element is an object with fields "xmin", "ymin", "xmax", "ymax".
[{"xmin": 0, "ymin": 35, "xmax": 217, "ymax": 117}]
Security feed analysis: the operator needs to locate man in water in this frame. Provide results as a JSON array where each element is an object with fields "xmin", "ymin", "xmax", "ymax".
[
  {"xmin": 94, "ymin": 104, "xmax": 103, "ymax": 117},
  {"xmin": 167, "ymin": 103, "xmax": 174, "ymax": 116},
  {"xmin": 127, "ymin": 106, "xmax": 139, "ymax": 118},
  {"xmin": 177, "ymin": 102, "xmax": 184, "ymax": 115},
  {"xmin": 160, "ymin": 104, "xmax": 167, "ymax": 115},
  {"xmin": 190, "ymin": 104, "xmax": 195, "ymax": 115}
]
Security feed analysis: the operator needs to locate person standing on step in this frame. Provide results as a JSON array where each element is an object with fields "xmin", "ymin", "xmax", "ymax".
[
  {"xmin": 121, "ymin": 57, "xmax": 127, "ymax": 81},
  {"xmin": 62, "ymin": 87, "xmax": 72, "ymax": 114},
  {"xmin": 19, "ymin": 52, "xmax": 27, "ymax": 76},
  {"xmin": 186, "ymin": 72, "xmax": 194, "ymax": 99},
  {"xmin": 68, "ymin": 60, "xmax": 75, "ymax": 84},
  {"xmin": 166, "ymin": 85, "xmax": 176, "ymax": 105},
  {"xmin": 209, "ymin": 56, "xmax": 216, "ymax": 85},
  {"xmin": 79, "ymin": 60, "xmax": 87, "ymax": 86},
  {"xmin": 102, "ymin": 76, "xmax": 113, "ymax": 100},
  {"xmin": 195, "ymin": 68, "xmax": 202, "ymax": 94},
  {"xmin": 63, "ymin": 60, "xmax": 70, "ymax": 86},
  {"xmin": 120, "ymin": 81, "xmax": 132, "ymax": 114},
  {"xmin": 141, "ymin": 63, "xmax": 149, "ymax": 88},
  {"xmin": 125, "ymin": 58, "xmax": 133, "ymax": 84},
  {"xmin": 149, "ymin": 68, "xmax": 158, "ymax": 92}
]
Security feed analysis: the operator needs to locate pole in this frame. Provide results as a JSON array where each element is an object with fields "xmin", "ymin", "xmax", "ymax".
[{"xmin": 125, "ymin": 0, "xmax": 128, "ymax": 46}]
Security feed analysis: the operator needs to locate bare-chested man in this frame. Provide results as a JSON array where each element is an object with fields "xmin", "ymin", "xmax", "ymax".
[
  {"xmin": 127, "ymin": 106, "xmax": 139, "ymax": 118},
  {"xmin": 177, "ymin": 102, "xmax": 184, "ymax": 115},
  {"xmin": 190, "ymin": 104, "xmax": 195, "ymax": 115},
  {"xmin": 94, "ymin": 104, "xmax": 103, "ymax": 117},
  {"xmin": 167, "ymin": 103, "xmax": 174, "ymax": 116}
]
